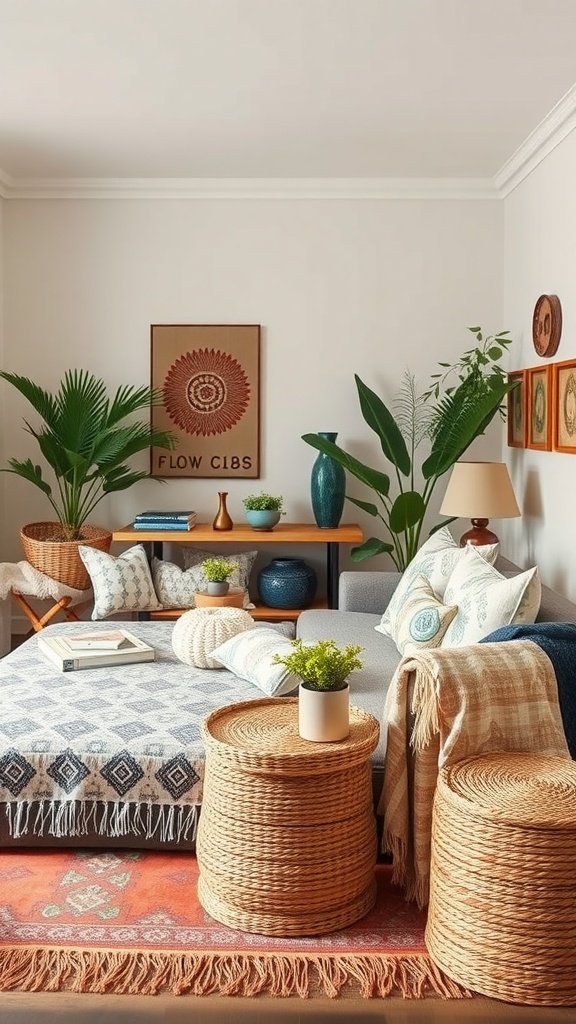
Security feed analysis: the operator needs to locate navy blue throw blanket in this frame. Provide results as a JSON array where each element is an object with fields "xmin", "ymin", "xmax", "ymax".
[{"xmin": 480, "ymin": 622, "xmax": 576, "ymax": 759}]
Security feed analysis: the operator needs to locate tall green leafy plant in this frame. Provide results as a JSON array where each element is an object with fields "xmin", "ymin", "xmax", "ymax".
[
  {"xmin": 0, "ymin": 368, "xmax": 176, "ymax": 540},
  {"xmin": 302, "ymin": 328, "xmax": 516, "ymax": 571}
]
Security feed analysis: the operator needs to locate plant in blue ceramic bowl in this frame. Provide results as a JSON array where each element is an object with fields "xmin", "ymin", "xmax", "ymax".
[{"xmin": 242, "ymin": 492, "xmax": 285, "ymax": 531}]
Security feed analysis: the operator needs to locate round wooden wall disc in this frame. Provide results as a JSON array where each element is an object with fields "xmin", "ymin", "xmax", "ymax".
[{"xmin": 532, "ymin": 294, "xmax": 562, "ymax": 357}]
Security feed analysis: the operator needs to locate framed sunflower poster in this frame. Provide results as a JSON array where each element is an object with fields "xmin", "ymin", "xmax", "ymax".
[{"xmin": 150, "ymin": 324, "xmax": 260, "ymax": 478}]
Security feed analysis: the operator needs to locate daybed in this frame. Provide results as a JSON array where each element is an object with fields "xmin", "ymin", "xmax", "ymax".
[{"xmin": 1, "ymin": 554, "xmax": 575, "ymax": 851}]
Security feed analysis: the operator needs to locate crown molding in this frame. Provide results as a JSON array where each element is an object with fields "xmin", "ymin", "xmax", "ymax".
[
  {"xmin": 0, "ymin": 175, "xmax": 497, "ymax": 201},
  {"xmin": 494, "ymin": 83, "xmax": 576, "ymax": 197},
  {"xmin": 4, "ymin": 81, "xmax": 575, "ymax": 203}
]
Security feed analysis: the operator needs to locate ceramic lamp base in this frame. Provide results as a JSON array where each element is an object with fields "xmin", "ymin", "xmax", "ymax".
[{"xmin": 459, "ymin": 518, "xmax": 499, "ymax": 547}]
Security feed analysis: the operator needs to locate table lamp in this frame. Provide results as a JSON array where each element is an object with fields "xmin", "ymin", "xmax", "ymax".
[{"xmin": 439, "ymin": 461, "xmax": 521, "ymax": 546}]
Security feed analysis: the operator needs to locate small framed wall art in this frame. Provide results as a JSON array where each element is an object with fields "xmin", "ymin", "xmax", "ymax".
[
  {"xmin": 553, "ymin": 358, "xmax": 576, "ymax": 454},
  {"xmin": 532, "ymin": 294, "xmax": 562, "ymax": 357},
  {"xmin": 506, "ymin": 370, "xmax": 526, "ymax": 448},
  {"xmin": 526, "ymin": 364, "xmax": 553, "ymax": 451},
  {"xmin": 150, "ymin": 324, "xmax": 261, "ymax": 478}
]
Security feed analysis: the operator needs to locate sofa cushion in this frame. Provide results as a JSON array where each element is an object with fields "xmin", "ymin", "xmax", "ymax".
[
  {"xmin": 385, "ymin": 574, "xmax": 458, "ymax": 655},
  {"xmin": 378, "ymin": 526, "xmax": 498, "ymax": 640},
  {"xmin": 441, "ymin": 546, "xmax": 541, "ymax": 647}
]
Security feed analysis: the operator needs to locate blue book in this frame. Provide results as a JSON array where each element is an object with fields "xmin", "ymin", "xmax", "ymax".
[
  {"xmin": 134, "ymin": 510, "xmax": 196, "ymax": 521},
  {"xmin": 133, "ymin": 520, "xmax": 195, "ymax": 531}
]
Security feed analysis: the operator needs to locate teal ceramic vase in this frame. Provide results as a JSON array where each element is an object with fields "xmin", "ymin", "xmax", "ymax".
[{"xmin": 310, "ymin": 431, "xmax": 346, "ymax": 529}]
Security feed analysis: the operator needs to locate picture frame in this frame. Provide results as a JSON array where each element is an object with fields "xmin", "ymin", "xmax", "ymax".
[
  {"xmin": 526, "ymin": 364, "xmax": 552, "ymax": 451},
  {"xmin": 150, "ymin": 324, "xmax": 261, "ymax": 478},
  {"xmin": 553, "ymin": 358, "xmax": 576, "ymax": 453},
  {"xmin": 506, "ymin": 370, "xmax": 526, "ymax": 448}
]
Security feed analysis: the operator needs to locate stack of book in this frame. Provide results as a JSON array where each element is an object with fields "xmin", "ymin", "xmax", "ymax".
[
  {"xmin": 38, "ymin": 629, "xmax": 155, "ymax": 672},
  {"xmin": 133, "ymin": 510, "xmax": 197, "ymax": 531}
]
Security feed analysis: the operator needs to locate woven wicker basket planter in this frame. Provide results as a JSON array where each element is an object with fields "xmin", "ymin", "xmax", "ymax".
[
  {"xmin": 426, "ymin": 752, "xmax": 576, "ymax": 1006},
  {"xmin": 20, "ymin": 522, "xmax": 113, "ymax": 591},
  {"xmin": 197, "ymin": 696, "xmax": 380, "ymax": 936}
]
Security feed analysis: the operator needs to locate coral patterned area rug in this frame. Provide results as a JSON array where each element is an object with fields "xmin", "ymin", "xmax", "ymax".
[{"xmin": 0, "ymin": 849, "xmax": 468, "ymax": 999}]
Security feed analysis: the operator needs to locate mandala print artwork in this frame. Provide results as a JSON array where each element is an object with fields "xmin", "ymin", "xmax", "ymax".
[
  {"xmin": 163, "ymin": 348, "xmax": 250, "ymax": 437},
  {"xmin": 150, "ymin": 325, "xmax": 260, "ymax": 478}
]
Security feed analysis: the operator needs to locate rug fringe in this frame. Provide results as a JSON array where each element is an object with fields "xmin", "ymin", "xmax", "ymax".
[{"xmin": 0, "ymin": 947, "xmax": 471, "ymax": 999}]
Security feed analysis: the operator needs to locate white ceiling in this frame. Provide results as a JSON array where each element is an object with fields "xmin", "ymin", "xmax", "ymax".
[{"xmin": 1, "ymin": 0, "xmax": 576, "ymax": 187}]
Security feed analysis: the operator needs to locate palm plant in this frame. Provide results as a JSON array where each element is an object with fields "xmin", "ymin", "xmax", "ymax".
[
  {"xmin": 302, "ymin": 328, "xmax": 517, "ymax": 571},
  {"xmin": 0, "ymin": 368, "xmax": 176, "ymax": 540}
]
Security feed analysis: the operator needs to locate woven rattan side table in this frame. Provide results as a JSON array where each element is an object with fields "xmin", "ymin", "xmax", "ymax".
[
  {"xmin": 196, "ymin": 696, "xmax": 380, "ymax": 936},
  {"xmin": 426, "ymin": 752, "xmax": 576, "ymax": 1006}
]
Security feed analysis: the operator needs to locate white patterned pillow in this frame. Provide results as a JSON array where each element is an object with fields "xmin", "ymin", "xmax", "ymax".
[
  {"xmin": 382, "ymin": 574, "xmax": 458, "ymax": 656},
  {"xmin": 152, "ymin": 559, "xmax": 200, "ymax": 609},
  {"xmin": 180, "ymin": 548, "xmax": 258, "ymax": 604},
  {"xmin": 209, "ymin": 627, "xmax": 300, "ymax": 697},
  {"xmin": 378, "ymin": 526, "xmax": 499, "ymax": 639},
  {"xmin": 441, "ymin": 546, "xmax": 541, "ymax": 648},
  {"xmin": 78, "ymin": 543, "xmax": 162, "ymax": 621}
]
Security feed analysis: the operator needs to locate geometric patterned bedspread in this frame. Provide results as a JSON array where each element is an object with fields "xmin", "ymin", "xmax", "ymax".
[{"xmin": 0, "ymin": 621, "xmax": 272, "ymax": 844}]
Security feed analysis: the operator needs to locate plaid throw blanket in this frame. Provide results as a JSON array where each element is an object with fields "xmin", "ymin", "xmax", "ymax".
[{"xmin": 378, "ymin": 640, "xmax": 570, "ymax": 908}]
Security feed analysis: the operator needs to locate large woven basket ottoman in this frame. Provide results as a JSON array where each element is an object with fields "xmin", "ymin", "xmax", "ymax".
[
  {"xmin": 426, "ymin": 752, "xmax": 576, "ymax": 1006},
  {"xmin": 196, "ymin": 696, "xmax": 379, "ymax": 937}
]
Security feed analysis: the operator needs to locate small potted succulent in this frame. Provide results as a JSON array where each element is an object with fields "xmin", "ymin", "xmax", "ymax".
[
  {"xmin": 242, "ymin": 492, "xmax": 285, "ymax": 531},
  {"xmin": 272, "ymin": 638, "xmax": 363, "ymax": 741},
  {"xmin": 201, "ymin": 556, "xmax": 239, "ymax": 596}
]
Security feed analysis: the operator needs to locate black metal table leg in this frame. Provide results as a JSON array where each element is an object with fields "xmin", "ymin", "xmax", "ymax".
[{"xmin": 327, "ymin": 542, "xmax": 340, "ymax": 609}]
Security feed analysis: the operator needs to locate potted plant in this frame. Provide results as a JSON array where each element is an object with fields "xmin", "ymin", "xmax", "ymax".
[
  {"xmin": 201, "ymin": 556, "xmax": 239, "ymax": 596},
  {"xmin": 272, "ymin": 638, "xmax": 363, "ymax": 741},
  {"xmin": 242, "ymin": 492, "xmax": 285, "ymax": 531},
  {"xmin": 302, "ymin": 327, "xmax": 518, "ymax": 571},
  {"xmin": 0, "ymin": 368, "xmax": 175, "ymax": 590}
]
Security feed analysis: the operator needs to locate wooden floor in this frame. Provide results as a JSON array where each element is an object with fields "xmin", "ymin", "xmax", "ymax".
[
  {"xmin": 1, "ymin": 991, "xmax": 575, "ymax": 1022},
  {"xmin": 4, "ymin": 635, "xmax": 576, "ymax": 1021}
]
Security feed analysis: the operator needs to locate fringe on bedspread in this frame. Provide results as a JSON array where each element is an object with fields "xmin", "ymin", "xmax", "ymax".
[{"xmin": 4, "ymin": 800, "xmax": 198, "ymax": 844}]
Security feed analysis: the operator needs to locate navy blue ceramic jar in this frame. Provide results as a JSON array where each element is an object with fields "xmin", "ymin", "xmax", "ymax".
[{"xmin": 257, "ymin": 558, "xmax": 317, "ymax": 609}]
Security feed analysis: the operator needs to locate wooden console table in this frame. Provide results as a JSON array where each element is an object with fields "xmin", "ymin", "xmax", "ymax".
[{"xmin": 112, "ymin": 522, "xmax": 363, "ymax": 622}]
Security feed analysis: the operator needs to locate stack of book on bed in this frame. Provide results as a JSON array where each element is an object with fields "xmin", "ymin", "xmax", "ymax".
[
  {"xmin": 38, "ymin": 629, "xmax": 155, "ymax": 672},
  {"xmin": 132, "ymin": 510, "xmax": 197, "ymax": 531}
]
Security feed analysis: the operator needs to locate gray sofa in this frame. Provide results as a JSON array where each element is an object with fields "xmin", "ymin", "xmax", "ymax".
[{"xmin": 296, "ymin": 555, "xmax": 576, "ymax": 801}]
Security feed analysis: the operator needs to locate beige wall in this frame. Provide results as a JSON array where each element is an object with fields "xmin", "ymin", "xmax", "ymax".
[
  {"xmin": 2, "ymin": 195, "xmax": 503, "ymax": 626},
  {"xmin": 502, "ymin": 129, "xmax": 576, "ymax": 600}
]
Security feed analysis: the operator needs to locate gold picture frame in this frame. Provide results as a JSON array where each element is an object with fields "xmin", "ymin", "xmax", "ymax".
[
  {"xmin": 526, "ymin": 364, "xmax": 552, "ymax": 451},
  {"xmin": 150, "ymin": 324, "xmax": 260, "ymax": 478},
  {"xmin": 553, "ymin": 358, "xmax": 576, "ymax": 453},
  {"xmin": 507, "ymin": 370, "xmax": 526, "ymax": 448}
]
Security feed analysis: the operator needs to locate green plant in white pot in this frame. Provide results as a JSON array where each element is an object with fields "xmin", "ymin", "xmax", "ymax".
[
  {"xmin": 242, "ymin": 492, "xmax": 285, "ymax": 531},
  {"xmin": 272, "ymin": 638, "xmax": 363, "ymax": 741},
  {"xmin": 201, "ymin": 556, "xmax": 239, "ymax": 596}
]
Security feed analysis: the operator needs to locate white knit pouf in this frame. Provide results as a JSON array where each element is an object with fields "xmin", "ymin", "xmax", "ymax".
[{"xmin": 172, "ymin": 607, "xmax": 254, "ymax": 669}]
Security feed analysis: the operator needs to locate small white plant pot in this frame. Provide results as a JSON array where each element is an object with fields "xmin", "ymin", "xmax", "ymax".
[
  {"xmin": 206, "ymin": 581, "xmax": 230, "ymax": 596},
  {"xmin": 298, "ymin": 682, "xmax": 350, "ymax": 742}
]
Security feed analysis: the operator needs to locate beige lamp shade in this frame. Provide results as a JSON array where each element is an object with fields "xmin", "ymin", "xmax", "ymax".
[{"xmin": 439, "ymin": 462, "xmax": 521, "ymax": 546}]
